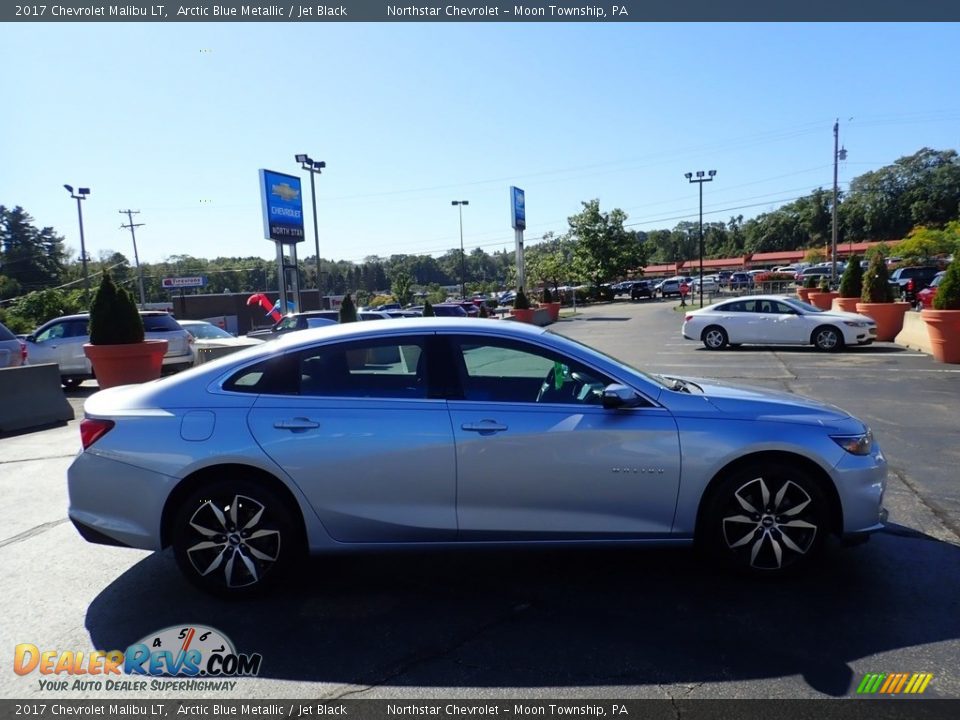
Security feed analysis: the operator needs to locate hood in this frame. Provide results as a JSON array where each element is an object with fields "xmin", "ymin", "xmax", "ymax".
[
  {"xmin": 810, "ymin": 309, "xmax": 873, "ymax": 323},
  {"xmin": 662, "ymin": 375, "xmax": 854, "ymax": 427}
]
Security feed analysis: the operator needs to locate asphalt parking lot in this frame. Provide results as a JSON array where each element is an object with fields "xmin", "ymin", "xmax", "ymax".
[{"xmin": 1, "ymin": 300, "xmax": 958, "ymax": 701}]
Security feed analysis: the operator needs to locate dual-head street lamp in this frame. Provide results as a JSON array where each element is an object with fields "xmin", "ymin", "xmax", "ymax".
[
  {"xmin": 64, "ymin": 185, "xmax": 91, "ymax": 301},
  {"xmin": 295, "ymin": 154, "xmax": 326, "ymax": 291},
  {"xmin": 684, "ymin": 170, "xmax": 717, "ymax": 308},
  {"xmin": 452, "ymin": 200, "xmax": 469, "ymax": 299}
]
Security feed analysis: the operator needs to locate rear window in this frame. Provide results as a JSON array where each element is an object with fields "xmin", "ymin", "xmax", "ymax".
[
  {"xmin": 141, "ymin": 314, "xmax": 183, "ymax": 332},
  {"xmin": 0, "ymin": 323, "xmax": 16, "ymax": 341}
]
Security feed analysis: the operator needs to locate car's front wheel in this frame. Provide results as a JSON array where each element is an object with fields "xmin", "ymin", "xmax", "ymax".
[
  {"xmin": 702, "ymin": 326, "xmax": 728, "ymax": 350},
  {"xmin": 812, "ymin": 326, "xmax": 844, "ymax": 352},
  {"xmin": 699, "ymin": 463, "xmax": 829, "ymax": 574},
  {"xmin": 172, "ymin": 476, "xmax": 299, "ymax": 597}
]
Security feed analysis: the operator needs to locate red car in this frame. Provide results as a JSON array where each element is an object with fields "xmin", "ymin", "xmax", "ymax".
[{"xmin": 916, "ymin": 271, "xmax": 946, "ymax": 309}]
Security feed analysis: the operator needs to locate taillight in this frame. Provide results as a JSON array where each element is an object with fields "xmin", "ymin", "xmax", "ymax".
[
  {"xmin": 684, "ymin": 315, "xmax": 693, "ymax": 322},
  {"xmin": 907, "ymin": 279, "xmax": 914, "ymax": 291},
  {"xmin": 80, "ymin": 418, "xmax": 115, "ymax": 450},
  {"xmin": 19, "ymin": 341, "xmax": 27, "ymax": 363}
]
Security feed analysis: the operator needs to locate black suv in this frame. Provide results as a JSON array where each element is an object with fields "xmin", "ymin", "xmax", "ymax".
[
  {"xmin": 630, "ymin": 281, "xmax": 654, "ymax": 300},
  {"xmin": 888, "ymin": 266, "xmax": 940, "ymax": 304}
]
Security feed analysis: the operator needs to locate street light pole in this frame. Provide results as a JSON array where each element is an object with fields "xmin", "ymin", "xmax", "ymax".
[
  {"xmin": 684, "ymin": 170, "xmax": 716, "ymax": 307},
  {"xmin": 295, "ymin": 154, "xmax": 326, "ymax": 296},
  {"xmin": 64, "ymin": 185, "xmax": 91, "ymax": 303},
  {"xmin": 452, "ymin": 200, "xmax": 469, "ymax": 299}
]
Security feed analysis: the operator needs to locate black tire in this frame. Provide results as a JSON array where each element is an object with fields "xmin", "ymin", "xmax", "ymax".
[
  {"xmin": 62, "ymin": 377, "xmax": 85, "ymax": 390},
  {"xmin": 171, "ymin": 475, "xmax": 300, "ymax": 597},
  {"xmin": 698, "ymin": 462, "xmax": 829, "ymax": 574},
  {"xmin": 812, "ymin": 325, "xmax": 844, "ymax": 353},
  {"xmin": 702, "ymin": 325, "xmax": 728, "ymax": 350}
]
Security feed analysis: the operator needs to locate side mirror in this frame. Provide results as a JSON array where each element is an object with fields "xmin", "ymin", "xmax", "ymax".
[{"xmin": 602, "ymin": 384, "xmax": 644, "ymax": 410}]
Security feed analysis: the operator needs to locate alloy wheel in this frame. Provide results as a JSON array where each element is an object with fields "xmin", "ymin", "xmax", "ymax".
[
  {"xmin": 720, "ymin": 476, "xmax": 818, "ymax": 571},
  {"xmin": 184, "ymin": 494, "xmax": 281, "ymax": 589}
]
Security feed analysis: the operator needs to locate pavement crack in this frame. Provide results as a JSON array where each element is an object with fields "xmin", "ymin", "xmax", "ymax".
[
  {"xmin": 0, "ymin": 518, "xmax": 70, "ymax": 548},
  {"xmin": 889, "ymin": 468, "xmax": 960, "ymax": 542}
]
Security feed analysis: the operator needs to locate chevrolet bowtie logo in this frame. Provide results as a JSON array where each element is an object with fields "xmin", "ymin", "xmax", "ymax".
[{"xmin": 271, "ymin": 183, "xmax": 300, "ymax": 202}]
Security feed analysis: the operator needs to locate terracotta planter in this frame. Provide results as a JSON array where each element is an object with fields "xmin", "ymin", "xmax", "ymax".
[
  {"xmin": 796, "ymin": 287, "xmax": 813, "ymax": 303},
  {"xmin": 546, "ymin": 302, "xmax": 561, "ymax": 322},
  {"xmin": 921, "ymin": 309, "xmax": 960, "ymax": 363},
  {"xmin": 832, "ymin": 297, "xmax": 860, "ymax": 313},
  {"xmin": 84, "ymin": 340, "xmax": 168, "ymax": 389},
  {"xmin": 808, "ymin": 291, "xmax": 839, "ymax": 310},
  {"xmin": 855, "ymin": 302, "xmax": 910, "ymax": 342},
  {"xmin": 510, "ymin": 308, "xmax": 536, "ymax": 324}
]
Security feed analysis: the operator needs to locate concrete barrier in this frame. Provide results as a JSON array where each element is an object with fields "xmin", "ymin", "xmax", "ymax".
[
  {"xmin": 894, "ymin": 311, "xmax": 933, "ymax": 355},
  {"xmin": 0, "ymin": 363, "xmax": 74, "ymax": 433}
]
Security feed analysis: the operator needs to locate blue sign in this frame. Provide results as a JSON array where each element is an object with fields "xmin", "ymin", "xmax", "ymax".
[
  {"xmin": 510, "ymin": 186, "xmax": 525, "ymax": 231},
  {"xmin": 259, "ymin": 169, "xmax": 305, "ymax": 243}
]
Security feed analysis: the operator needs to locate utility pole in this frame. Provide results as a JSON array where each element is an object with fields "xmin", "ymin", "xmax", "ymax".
[
  {"xmin": 119, "ymin": 209, "xmax": 147, "ymax": 307},
  {"xmin": 831, "ymin": 120, "xmax": 849, "ymax": 285}
]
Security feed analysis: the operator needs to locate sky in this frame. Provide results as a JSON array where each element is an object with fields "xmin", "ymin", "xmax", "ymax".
[{"xmin": 2, "ymin": 22, "xmax": 959, "ymax": 268}]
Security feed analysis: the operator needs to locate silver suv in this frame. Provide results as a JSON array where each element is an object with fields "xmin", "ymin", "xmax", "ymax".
[{"xmin": 25, "ymin": 312, "xmax": 193, "ymax": 389}]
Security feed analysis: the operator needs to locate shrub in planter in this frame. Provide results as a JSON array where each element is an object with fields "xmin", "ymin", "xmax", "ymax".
[
  {"xmin": 810, "ymin": 275, "xmax": 839, "ymax": 310},
  {"xmin": 514, "ymin": 288, "xmax": 531, "ymax": 310},
  {"xmin": 422, "ymin": 299, "xmax": 435, "ymax": 317},
  {"xmin": 834, "ymin": 254, "xmax": 864, "ymax": 311},
  {"xmin": 542, "ymin": 287, "xmax": 553, "ymax": 303},
  {"xmin": 818, "ymin": 276, "xmax": 830, "ymax": 292},
  {"xmin": 861, "ymin": 255, "xmax": 894, "ymax": 303},
  {"xmin": 803, "ymin": 275, "xmax": 818, "ymax": 289},
  {"xmin": 89, "ymin": 272, "xmax": 144, "ymax": 345},
  {"xmin": 83, "ymin": 272, "xmax": 166, "ymax": 389},
  {"xmin": 858, "ymin": 254, "xmax": 908, "ymax": 341},
  {"xmin": 478, "ymin": 304, "xmax": 489, "ymax": 318},
  {"xmin": 923, "ymin": 259, "xmax": 960, "ymax": 363},
  {"xmin": 339, "ymin": 294, "xmax": 358, "ymax": 323}
]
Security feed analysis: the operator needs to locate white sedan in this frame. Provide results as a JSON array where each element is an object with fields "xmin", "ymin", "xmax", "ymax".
[{"xmin": 682, "ymin": 295, "xmax": 877, "ymax": 352}]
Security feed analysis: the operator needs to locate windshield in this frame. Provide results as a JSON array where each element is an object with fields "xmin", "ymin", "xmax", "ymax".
[{"xmin": 186, "ymin": 323, "xmax": 233, "ymax": 340}]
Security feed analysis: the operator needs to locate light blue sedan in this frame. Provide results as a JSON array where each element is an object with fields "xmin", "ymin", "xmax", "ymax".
[{"xmin": 68, "ymin": 318, "xmax": 887, "ymax": 596}]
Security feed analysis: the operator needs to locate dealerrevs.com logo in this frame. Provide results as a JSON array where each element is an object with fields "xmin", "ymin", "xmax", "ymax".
[{"xmin": 14, "ymin": 625, "xmax": 262, "ymax": 692}]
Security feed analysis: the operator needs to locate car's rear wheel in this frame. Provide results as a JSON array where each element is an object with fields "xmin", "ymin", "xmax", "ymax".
[
  {"xmin": 172, "ymin": 476, "xmax": 299, "ymax": 597},
  {"xmin": 699, "ymin": 463, "xmax": 829, "ymax": 574},
  {"xmin": 812, "ymin": 326, "xmax": 844, "ymax": 352},
  {"xmin": 702, "ymin": 326, "xmax": 728, "ymax": 350}
]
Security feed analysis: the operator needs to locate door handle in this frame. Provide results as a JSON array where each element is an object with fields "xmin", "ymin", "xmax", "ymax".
[
  {"xmin": 461, "ymin": 420, "xmax": 508, "ymax": 434},
  {"xmin": 273, "ymin": 417, "xmax": 320, "ymax": 431}
]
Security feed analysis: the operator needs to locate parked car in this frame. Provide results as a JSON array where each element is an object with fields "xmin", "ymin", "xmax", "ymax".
[
  {"xmin": 916, "ymin": 271, "xmax": 946, "ymax": 310},
  {"xmin": 247, "ymin": 310, "xmax": 388, "ymax": 340},
  {"xmin": 24, "ymin": 312, "xmax": 193, "ymax": 389},
  {"xmin": 682, "ymin": 295, "xmax": 877, "ymax": 352},
  {"xmin": 68, "ymin": 318, "xmax": 886, "ymax": 596},
  {"xmin": 0, "ymin": 321, "xmax": 27, "ymax": 369},
  {"xmin": 691, "ymin": 276, "xmax": 719, "ymax": 293},
  {"xmin": 178, "ymin": 320, "xmax": 263, "ymax": 364},
  {"xmin": 654, "ymin": 277, "xmax": 684, "ymax": 298},
  {"xmin": 794, "ymin": 267, "xmax": 832, "ymax": 286},
  {"xmin": 431, "ymin": 303, "xmax": 469, "ymax": 317},
  {"xmin": 888, "ymin": 266, "xmax": 940, "ymax": 304},
  {"xmin": 728, "ymin": 272, "xmax": 755, "ymax": 290},
  {"xmin": 630, "ymin": 280, "xmax": 654, "ymax": 300}
]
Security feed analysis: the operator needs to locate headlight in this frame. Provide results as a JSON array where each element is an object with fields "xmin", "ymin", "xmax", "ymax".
[
  {"xmin": 831, "ymin": 430, "xmax": 873, "ymax": 455},
  {"xmin": 843, "ymin": 321, "xmax": 874, "ymax": 327}
]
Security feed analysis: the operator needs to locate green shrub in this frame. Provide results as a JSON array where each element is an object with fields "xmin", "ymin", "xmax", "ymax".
[
  {"xmin": 89, "ymin": 272, "xmax": 144, "ymax": 345},
  {"xmin": 933, "ymin": 259, "xmax": 960, "ymax": 310},
  {"xmin": 542, "ymin": 287, "xmax": 553, "ymax": 303},
  {"xmin": 514, "ymin": 288, "xmax": 531, "ymax": 310},
  {"xmin": 818, "ymin": 276, "xmax": 830, "ymax": 292},
  {"xmin": 422, "ymin": 299, "xmax": 435, "ymax": 317},
  {"xmin": 803, "ymin": 275, "xmax": 818, "ymax": 289},
  {"xmin": 838, "ymin": 255, "xmax": 863, "ymax": 299},
  {"xmin": 861, "ymin": 254, "xmax": 894, "ymax": 303},
  {"xmin": 478, "ymin": 304, "xmax": 489, "ymax": 318},
  {"xmin": 338, "ymin": 293, "xmax": 358, "ymax": 323}
]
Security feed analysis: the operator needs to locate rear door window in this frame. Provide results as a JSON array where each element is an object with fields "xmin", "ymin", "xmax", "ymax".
[{"xmin": 142, "ymin": 314, "xmax": 182, "ymax": 332}]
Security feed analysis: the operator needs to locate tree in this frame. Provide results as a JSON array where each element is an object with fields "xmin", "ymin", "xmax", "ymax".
[
  {"xmin": 390, "ymin": 268, "xmax": 414, "ymax": 307},
  {"xmin": 895, "ymin": 222, "xmax": 960, "ymax": 263},
  {"xmin": 527, "ymin": 234, "xmax": 579, "ymax": 292},
  {"xmin": 0, "ymin": 206, "xmax": 67, "ymax": 293},
  {"xmin": 422, "ymin": 299, "xmax": 435, "ymax": 317},
  {"xmin": 567, "ymin": 200, "xmax": 644, "ymax": 290}
]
